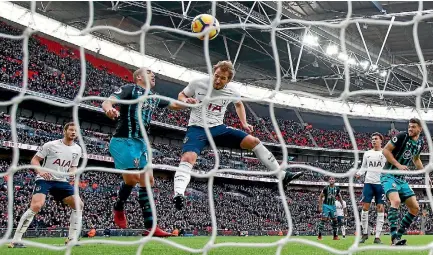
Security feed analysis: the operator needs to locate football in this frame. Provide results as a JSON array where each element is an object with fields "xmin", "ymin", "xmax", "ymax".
[{"xmin": 191, "ymin": 14, "xmax": 220, "ymax": 40}]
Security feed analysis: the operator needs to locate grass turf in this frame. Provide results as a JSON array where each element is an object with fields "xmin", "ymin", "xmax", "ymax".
[{"xmin": 1, "ymin": 236, "xmax": 432, "ymax": 255}]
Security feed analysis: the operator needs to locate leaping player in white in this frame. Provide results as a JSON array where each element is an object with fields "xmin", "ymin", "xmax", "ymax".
[
  {"xmin": 335, "ymin": 197, "xmax": 348, "ymax": 239},
  {"xmin": 355, "ymin": 132, "xmax": 387, "ymax": 244},
  {"xmin": 172, "ymin": 60, "xmax": 303, "ymax": 209},
  {"xmin": 9, "ymin": 122, "xmax": 83, "ymax": 248}
]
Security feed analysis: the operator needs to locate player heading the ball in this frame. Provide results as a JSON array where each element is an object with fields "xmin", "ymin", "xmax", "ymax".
[
  {"xmin": 356, "ymin": 132, "xmax": 386, "ymax": 244},
  {"xmin": 172, "ymin": 60, "xmax": 304, "ymax": 210},
  {"xmin": 9, "ymin": 122, "xmax": 83, "ymax": 248},
  {"xmin": 102, "ymin": 67, "xmax": 184, "ymax": 237},
  {"xmin": 381, "ymin": 118, "xmax": 424, "ymax": 246}
]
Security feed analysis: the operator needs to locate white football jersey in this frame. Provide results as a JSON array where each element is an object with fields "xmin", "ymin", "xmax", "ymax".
[
  {"xmin": 35, "ymin": 139, "xmax": 82, "ymax": 182},
  {"xmin": 183, "ymin": 77, "xmax": 241, "ymax": 127},
  {"xmin": 357, "ymin": 149, "xmax": 386, "ymax": 184},
  {"xmin": 335, "ymin": 200, "xmax": 347, "ymax": 217}
]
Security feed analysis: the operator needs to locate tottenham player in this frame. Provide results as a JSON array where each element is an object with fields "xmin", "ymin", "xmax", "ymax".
[
  {"xmin": 102, "ymin": 67, "xmax": 183, "ymax": 237},
  {"xmin": 382, "ymin": 118, "xmax": 424, "ymax": 246},
  {"xmin": 318, "ymin": 177, "xmax": 343, "ymax": 240},
  {"xmin": 172, "ymin": 61, "xmax": 303, "ymax": 209},
  {"xmin": 335, "ymin": 198, "xmax": 347, "ymax": 239},
  {"xmin": 9, "ymin": 123, "xmax": 83, "ymax": 248},
  {"xmin": 356, "ymin": 132, "xmax": 387, "ymax": 244}
]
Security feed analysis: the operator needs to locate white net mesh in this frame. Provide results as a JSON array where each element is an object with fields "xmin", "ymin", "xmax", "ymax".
[{"xmin": 0, "ymin": 1, "xmax": 432, "ymax": 255}]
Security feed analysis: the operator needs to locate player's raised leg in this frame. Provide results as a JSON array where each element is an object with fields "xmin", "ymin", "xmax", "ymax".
[{"xmin": 239, "ymin": 135, "xmax": 303, "ymax": 185}]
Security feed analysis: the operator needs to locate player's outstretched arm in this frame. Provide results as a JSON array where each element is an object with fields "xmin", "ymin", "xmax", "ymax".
[
  {"xmin": 234, "ymin": 101, "xmax": 253, "ymax": 133},
  {"xmin": 383, "ymin": 142, "xmax": 408, "ymax": 170},
  {"xmin": 178, "ymin": 91, "xmax": 198, "ymax": 105}
]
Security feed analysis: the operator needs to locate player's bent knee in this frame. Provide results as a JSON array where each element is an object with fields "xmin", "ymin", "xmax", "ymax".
[
  {"xmin": 181, "ymin": 152, "xmax": 198, "ymax": 165},
  {"xmin": 377, "ymin": 204, "xmax": 385, "ymax": 212},
  {"xmin": 240, "ymin": 136, "xmax": 260, "ymax": 150},
  {"xmin": 362, "ymin": 203, "xmax": 370, "ymax": 211}
]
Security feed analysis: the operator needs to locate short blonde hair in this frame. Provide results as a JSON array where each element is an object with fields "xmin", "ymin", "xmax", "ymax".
[
  {"xmin": 213, "ymin": 61, "xmax": 235, "ymax": 81},
  {"xmin": 133, "ymin": 67, "xmax": 148, "ymax": 83}
]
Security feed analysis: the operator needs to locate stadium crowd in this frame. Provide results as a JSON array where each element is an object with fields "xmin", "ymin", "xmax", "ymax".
[
  {"xmin": 0, "ymin": 22, "xmax": 430, "ymax": 153},
  {"xmin": 0, "ymin": 160, "xmax": 432, "ymax": 235},
  {"xmin": 0, "ymin": 22, "xmax": 432, "ymax": 236}
]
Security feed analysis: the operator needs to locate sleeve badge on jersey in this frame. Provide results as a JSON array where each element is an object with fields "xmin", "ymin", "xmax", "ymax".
[
  {"xmin": 114, "ymin": 88, "xmax": 122, "ymax": 94},
  {"xmin": 72, "ymin": 153, "xmax": 78, "ymax": 159},
  {"xmin": 35, "ymin": 185, "xmax": 41, "ymax": 192},
  {"xmin": 392, "ymin": 183, "xmax": 397, "ymax": 188},
  {"xmin": 392, "ymin": 136, "xmax": 398, "ymax": 143},
  {"xmin": 183, "ymin": 137, "xmax": 189, "ymax": 144}
]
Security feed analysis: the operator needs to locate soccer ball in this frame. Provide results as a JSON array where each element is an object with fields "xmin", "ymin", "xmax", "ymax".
[{"xmin": 191, "ymin": 14, "xmax": 220, "ymax": 40}]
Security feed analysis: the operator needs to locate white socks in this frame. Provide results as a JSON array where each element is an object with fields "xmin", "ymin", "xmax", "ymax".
[
  {"xmin": 252, "ymin": 143, "xmax": 280, "ymax": 171},
  {"xmin": 68, "ymin": 209, "xmax": 82, "ymax": 241},
  {"xmin": 341, "ymin": 225, "xmax": 346, "ymax": 236},
  {"xmin": 376, "ymin": 212, "xmax": 385, "ymax": 238},
  {"xmin": 361, "ymin": 210, "xmax": 369, "ymax": 234},
  {"xmin": 174, "ymin": 162, "xmax": 193, "ymax": 195},
  {"xmin": 13, "ymin": 209, "xmax": 36, "ymax": 241}
]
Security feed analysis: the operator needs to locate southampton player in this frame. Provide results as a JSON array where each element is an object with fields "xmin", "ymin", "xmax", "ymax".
[
  {"xmin": 318, "ymin": 177, "xmax": 343, "ymax": 240},
  {"xmin": 382, "ymin": 118, "xmax": 424, "ymax": 246},
  {"xmin": 102, "ymin": 67, "xmax": 183, "ymax": 237},
  {"xmin": 335, "ymin": 198, "xmax": 347, "ymax": 239},
  {"xmin": 9, "ymin": 123, "xmax": 83, "ymax": 248},
  {"xmin": 356, "ymin": 132, "xmax": 387, "ymax": 244},
  {"xmin": 172, "ymin": 61, "xmax": 303, "ymax": 209}
]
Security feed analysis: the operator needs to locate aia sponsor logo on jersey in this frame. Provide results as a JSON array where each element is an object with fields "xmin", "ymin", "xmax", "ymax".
[
  {"xmin": 52, "ymin": 159, "xmax": 71, "ymax": 168},
  {"xmin": 368, "ymin": 161, "xmax": 383, "ymax": 168}
]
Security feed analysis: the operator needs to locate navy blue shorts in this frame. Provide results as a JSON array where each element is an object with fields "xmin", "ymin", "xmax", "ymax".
[
  {"xmin": 182, "ymin": 125, "xmax": 249, "ymax": 155},
  {"xmin": 33, "ymin": 180, "xmax": 74, "ymax": 201},
  {"xmin": 360, "ymin": 183, "xmax": 385, "ymax": 204}
]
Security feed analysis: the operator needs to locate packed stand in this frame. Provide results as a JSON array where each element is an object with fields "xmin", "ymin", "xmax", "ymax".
[{"xmin": 0, "ymin": 160, "xmax": 432, "ymax": 235}]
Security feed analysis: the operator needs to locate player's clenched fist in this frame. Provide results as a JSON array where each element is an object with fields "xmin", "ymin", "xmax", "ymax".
[{"xmin": 105, "ymin": 108, "xmax": 119, "ymax": 120}]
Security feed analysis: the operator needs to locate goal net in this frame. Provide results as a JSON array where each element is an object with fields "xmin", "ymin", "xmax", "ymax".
[{"xmin": 0, "ymin": 1, "xmax": 432, "ymax": 255}]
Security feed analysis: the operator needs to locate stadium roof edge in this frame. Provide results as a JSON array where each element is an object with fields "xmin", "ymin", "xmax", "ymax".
[{"xmin": 1, "ymin": 1, "xmax": 432, "ymax": 121}]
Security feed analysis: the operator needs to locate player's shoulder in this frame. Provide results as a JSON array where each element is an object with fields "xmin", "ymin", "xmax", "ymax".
[
  {"xmin": 391, "ymin": 131, "xmax": 408, "ymax": 144},
  {"xmin": 71, "ymin": 143, "xmax": 82, "ymax": 152},
  {"xmin": 223, "ymin": 83, "xmax": 240, "ymax": 93},
  {"xmin": 43, "ymin": 139, "xmax": 60, "ymax": 147},
  {"xmin": 113, "ymin": 84, "xmax": 134, "ymax": 94},
  {"xmin": 190, "ymin": 77, "xmax": 209, "ymax": 88}
]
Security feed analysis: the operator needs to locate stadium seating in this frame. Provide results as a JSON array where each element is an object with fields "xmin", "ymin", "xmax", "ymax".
[
  {"xmin": 0, "ymin": 22, "xmax": 430, "ymax": 152},
  {"xmin": 0, "ymin": 160, "xmax": 431, "ymax": 234}
]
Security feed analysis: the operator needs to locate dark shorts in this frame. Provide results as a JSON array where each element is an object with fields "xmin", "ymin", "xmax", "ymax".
[
  {"xmin": 109, "ymin": 137, "xmax": 148, "ymax": 170},
  {"xmin": 360, "ymin": 183, "xmax": 385, "ymax": 204},
  {"xmin": 33, "ymin": 180, "xmax": 74, "ymax": 201},
  {"xmin": 182, "ymin": 125, "xmax": 249, "ymax": 155},
  {"xmin": 337, "ymin": 216, "xmax": 345, "ymax": 226}
]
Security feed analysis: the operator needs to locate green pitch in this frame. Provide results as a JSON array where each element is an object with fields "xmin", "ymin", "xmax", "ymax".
[{"xmin": 1, "ymin": 236, "xmax": 432, "ymax": 255}]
